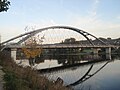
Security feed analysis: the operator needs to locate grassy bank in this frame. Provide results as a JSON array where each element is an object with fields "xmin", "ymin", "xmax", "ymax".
[{"xmin": 0, "ymin": 51, "xmax": 69, "ymax": 90}]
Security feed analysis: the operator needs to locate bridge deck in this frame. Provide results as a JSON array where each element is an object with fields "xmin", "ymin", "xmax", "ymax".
[{"xmin": 5, "ymin": 44, "xmax": 118, "ymax": 49}]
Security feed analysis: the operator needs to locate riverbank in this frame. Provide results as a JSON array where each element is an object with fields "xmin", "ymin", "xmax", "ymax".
[{"xmin": 0, "ymin": 52, "xmax": 70, "ymax": 90}]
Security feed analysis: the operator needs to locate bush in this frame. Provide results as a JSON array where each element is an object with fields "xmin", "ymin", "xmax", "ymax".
[{"xmin": 0, "ymin": 51, "xmax": 70, "ymax": 90}]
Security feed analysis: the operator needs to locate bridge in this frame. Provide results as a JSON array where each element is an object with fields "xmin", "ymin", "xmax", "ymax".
[
  {"xmin": 5, "ymin": 44, "xmax": 117, "ymax": 49},
  {"xmin": 0, "ymin": 26, "xmax": 107, "ymax": 46},
  {"xmin": 0, "ymin": 26, "xmax": 119, "ymax": 60}
]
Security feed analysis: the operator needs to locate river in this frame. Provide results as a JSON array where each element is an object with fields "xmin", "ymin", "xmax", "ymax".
[{"xmin": 16, "ymin": 54, "xmax": 120, "ymax": 90}]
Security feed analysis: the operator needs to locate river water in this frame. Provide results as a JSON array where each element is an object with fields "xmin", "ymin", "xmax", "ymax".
[
  {"xmin": 44, "ymin": 59, "xmax": 120, "ymax": 90},
  {"xmin": 16, "ymin": 54, "xmax": 120, "ymax": 90}
]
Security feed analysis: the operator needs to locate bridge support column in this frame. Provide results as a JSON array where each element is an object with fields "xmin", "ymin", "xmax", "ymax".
[
  {"xmin": 92, "ymin": 48, "xmax": 99, "ymax": 59},
  {"xmin": 106, "ymin": 47, "xmax": 111, "ymax": 60},
  {"xmin": 11, "ymin": 48, "xmax": 17, "ymax": 60}
]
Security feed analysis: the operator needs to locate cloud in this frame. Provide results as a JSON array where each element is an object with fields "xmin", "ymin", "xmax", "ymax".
[
  {"xmin": 63, "ymin": 0, "xmax": 120, "ymax": 39},
  {"xmin": 1, "ymin": 16, "xmax": 120, "ymax": 43},
  {"xmin": 67, "ymin": 14, "xmax": 120, "ymax": 39},
  {"xmin": 89, "ymin": 0, "xmax": 100, "ymax": 17},
  {"xmin": 26, "ymin": 15, "xmax": 120, "ymax": 39}
]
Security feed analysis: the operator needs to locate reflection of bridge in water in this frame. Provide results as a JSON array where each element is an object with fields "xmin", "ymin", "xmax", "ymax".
[
  {"xmin": 1, "ymin": 26, "xmax": 119, "ymax": 61},
  {"xmin": 42, "ymin": 60, "xmax": 111, "ymax": 88},
  {"xmin": 66, "ymin": 61, "xmax": 109, "ymax": 87},
  {"xmin": 39, "ymin": 59, "xmax": 111, "ymax": 88}
]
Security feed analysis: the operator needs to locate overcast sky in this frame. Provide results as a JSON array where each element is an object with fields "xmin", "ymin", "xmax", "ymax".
[{"xmin": 0, "ymin": 0, "xmax": 120, "ymax": 42}]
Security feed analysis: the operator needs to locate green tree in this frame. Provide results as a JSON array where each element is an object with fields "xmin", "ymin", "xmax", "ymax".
[{"xmin": 0, "ymin": 0, "xmax": 10, "ymax": 12}]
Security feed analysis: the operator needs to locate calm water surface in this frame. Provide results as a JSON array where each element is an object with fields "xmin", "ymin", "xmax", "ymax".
[
  {"xmin": 44, "ymin": 59, "xmax": 120, "ymax": 90},
  {"xmin": 17, "ymin": 54, "xmax": 120, "ymax": 90}
]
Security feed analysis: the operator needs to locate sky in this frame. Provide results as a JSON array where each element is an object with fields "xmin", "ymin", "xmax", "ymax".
[{"xmin": 0, "ymin": 0, "xmax": 120, "ymax": 42}]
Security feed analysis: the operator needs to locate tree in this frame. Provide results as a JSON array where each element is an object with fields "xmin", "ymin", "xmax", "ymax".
[
  {"xmin": 0, "ymin": 0, "xmax": 10, "ymax": 12},
  {"xmin": 64, "ymin": 38, "xmax": 76, "ymax": 44}
]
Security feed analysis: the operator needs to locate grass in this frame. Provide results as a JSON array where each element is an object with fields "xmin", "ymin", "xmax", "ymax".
[{"xmin": 0, "ymin": 51, "xmax": 70, "ymax": 90}]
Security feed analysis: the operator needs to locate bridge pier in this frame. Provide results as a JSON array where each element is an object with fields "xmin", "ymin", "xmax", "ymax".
[
  {"xmin": 105, "ymin": 47, "xmax": 111, "ymax": 60},
  {"xmin": 92, "ymin": 48, "xmax": 99, "ymax": 59},
  {"xmin": 11, "ymin": 48, "xmax": 17, "ymax": 60}
]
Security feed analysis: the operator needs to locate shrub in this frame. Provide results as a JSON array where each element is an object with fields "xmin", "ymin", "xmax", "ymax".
[{"xmin": 0, "ymin": 51, "xmax": 70, "ymax": 90}]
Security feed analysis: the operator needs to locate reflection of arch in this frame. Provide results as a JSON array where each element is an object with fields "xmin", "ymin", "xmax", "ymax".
[
  {"xmin": 66, "ymin": 61, "xmax": 109, "ymax": 87},
  {"xmin": 1, "ymin": 26, "xmax": 107, "ymax": 46}
]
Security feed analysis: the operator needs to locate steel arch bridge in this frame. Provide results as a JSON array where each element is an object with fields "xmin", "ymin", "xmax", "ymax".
[{"xmin": 1, "ymin": 26, "xmax": 107, "ymax": 46}]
